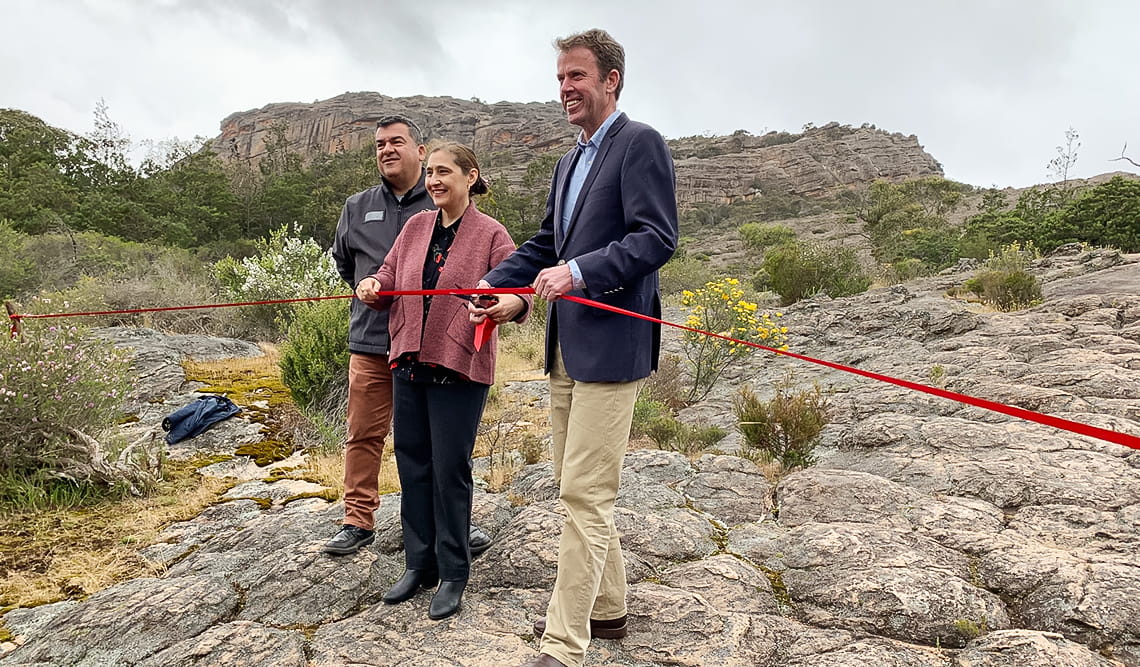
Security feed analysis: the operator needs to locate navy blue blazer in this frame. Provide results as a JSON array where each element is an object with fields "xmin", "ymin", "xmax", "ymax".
[{"xmin": 483, "ymin": 113, "xmax": 679, "ymax": 382}]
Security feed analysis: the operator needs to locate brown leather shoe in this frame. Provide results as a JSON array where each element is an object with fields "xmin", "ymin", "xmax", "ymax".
[
  {"xmin": 517, "ymin": 654, "xmax": 568, "ymax": 667},
  {"xmin": 532, "ymin": 614, "xmax": 628, "ymax": 639}
]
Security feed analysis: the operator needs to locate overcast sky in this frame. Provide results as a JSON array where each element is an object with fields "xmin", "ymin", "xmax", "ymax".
[{"xmin": 3, "ymin": 0, "xmax": 1138, "ymax": 188}]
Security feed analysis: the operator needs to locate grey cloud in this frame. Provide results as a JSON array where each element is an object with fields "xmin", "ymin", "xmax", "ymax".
[{"xmin": 154, "ymin": 0, "xmax": 449, "ymax": 76}]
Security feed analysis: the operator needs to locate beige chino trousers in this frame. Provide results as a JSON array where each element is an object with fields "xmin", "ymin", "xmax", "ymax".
[{"xmin": 540, "ymin": 346, "xmax": 641, "ymax": 667}]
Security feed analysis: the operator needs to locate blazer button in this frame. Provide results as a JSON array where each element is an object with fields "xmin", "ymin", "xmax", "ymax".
[{"xmin": 556, "ymin": 259, "xmax": 566, "ymax": 266}]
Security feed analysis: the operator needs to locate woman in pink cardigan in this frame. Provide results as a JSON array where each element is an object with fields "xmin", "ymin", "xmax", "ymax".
[{"xmin": 356, "ymin": 142, "xmax": 531, "ymax": 620}]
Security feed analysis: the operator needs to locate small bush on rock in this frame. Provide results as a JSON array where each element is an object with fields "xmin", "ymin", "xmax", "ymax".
[
  {"xmin": 632, "ymin": 395, "xmax": 727, "ymax": 455},
  {"xmin": 963, "ymin": 270, "xmax": 1042, "ymax": 311},
  {"xmin": 680, "ymin": 278, "xmax": 788, "ymax": 402},
  {"xmin": 962, "ymin": 242, "xmax": 1043, "ymax": 311},
  {"xmin": 733, "ymin": 382, "xmax": 827, "ymax": 471}
]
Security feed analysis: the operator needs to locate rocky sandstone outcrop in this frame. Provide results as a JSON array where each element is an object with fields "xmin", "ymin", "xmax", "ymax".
[
  {"xmin": 212, "ymin": 93, "xmax": 942, "ymax": 206},
  {"xmin": 671, "ymin": 123, "xmax": 942, "ymax": 203},
  {"xmin": 3, "ymin": 247, "xmax": 1138, "ymax": 666}
]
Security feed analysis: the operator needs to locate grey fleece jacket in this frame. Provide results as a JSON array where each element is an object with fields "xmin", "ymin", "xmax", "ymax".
[{"xmin": 331, "ymin": 172, "xmax": 432, "ymax": 356}]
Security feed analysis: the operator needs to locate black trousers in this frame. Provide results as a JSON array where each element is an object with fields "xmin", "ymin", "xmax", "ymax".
[{"xmin": 391, "ymin": 375, "xmax": 488, "ymax": 582}]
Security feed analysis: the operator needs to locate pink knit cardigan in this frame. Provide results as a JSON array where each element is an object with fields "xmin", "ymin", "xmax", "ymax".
[{"xmin": 365, "ymin": 202, "xmax": 530, "ymax": 385}]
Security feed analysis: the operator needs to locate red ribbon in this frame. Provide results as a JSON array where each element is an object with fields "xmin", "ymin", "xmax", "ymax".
[
  {"xmin": 561, "ymin": 295, "xmax": 1140, "ymax": 451},
  {"xmin": 8, "ymin": 288, "xmax": 1139, "ymax": 450},
  {"xmin": 473, "ymin": 319, "xmax": 496, "ymax": 351}
]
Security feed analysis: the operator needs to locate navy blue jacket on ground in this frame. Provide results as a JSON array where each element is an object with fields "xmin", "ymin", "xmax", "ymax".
[{"xmin": 162, "ymin": 395, "xmax": 241, "ymax": 445}]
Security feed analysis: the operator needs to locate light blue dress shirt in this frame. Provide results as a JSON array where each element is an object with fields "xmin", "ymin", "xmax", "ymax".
[{"xmin": 562, "ymin": 109, "xmax": 622, "ymax": 290}]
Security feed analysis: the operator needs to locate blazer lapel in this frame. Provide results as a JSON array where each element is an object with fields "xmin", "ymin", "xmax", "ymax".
[{"xmin": 553, "ymin": 146, "xmax": 580, "ymax": 252}]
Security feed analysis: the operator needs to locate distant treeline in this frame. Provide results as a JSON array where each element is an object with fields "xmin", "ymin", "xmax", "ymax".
[{"xmin": 0, "ymin": 107, "xmax": 553, "ymax": 258}]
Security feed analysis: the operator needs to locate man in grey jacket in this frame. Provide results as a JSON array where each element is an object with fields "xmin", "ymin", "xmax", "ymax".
[{"xmin": 326, "ymin": 115, "xmax": 492, "ymax": 556}]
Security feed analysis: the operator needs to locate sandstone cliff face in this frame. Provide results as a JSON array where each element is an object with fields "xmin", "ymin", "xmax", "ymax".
[
  {"xmin": 213, "ymin": 92, "xmax": 573, "ymax": 180},
  {"xmin": 672, "ymin": 123, "xmax": 944, "ymax": 203},
  {"xmin": 213, "ymin": 93, "xmax": 943, "ymax": 206}
]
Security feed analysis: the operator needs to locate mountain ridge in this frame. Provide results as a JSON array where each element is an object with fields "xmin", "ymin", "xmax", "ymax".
[{"xmin": 211, "ymin": 92, "xmax": 944, "ymax": 207}]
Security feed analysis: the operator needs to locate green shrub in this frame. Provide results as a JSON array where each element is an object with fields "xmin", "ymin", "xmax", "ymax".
[
  {"xmin": 1044, "ymin": 175, "xmax": 1140, "ymax": 252},
  {"xmin": 666, "ymin": 421, "xmax": 728, "ymax": 455},
  {"xmin": 960, "ymin": 242, "xmax": 1043, "ymax": 312},
  {"xmin": 851, "ymin": 177, "xmax": 971, "ymax": 264},
  {"xmin": 955, "ymin": 226, "xmax": 1004, "ymax": 261},
  {"xmin": 0, "ymin": 221, "xmax": 35, "ymax": 299},
  {"xmin": 660, "ymin": 253, "xmax": 716, "ymax": 297},
  {"xmin": 17, "ymin": 263, "xmax": 229, "ymax": 335},
  {"xmin": 19, "ymin": 277, "xmax": 113, "ymax": 325},
  {"xmin": 963, "ymin": 270, "xmax": 1042, "ymax": 311},
  {"xmin": 895, "ymin": 224, "xmax": 960, "ymax": 269},
  {"xmin": 763, "ymin": 241, "xmax": 870, "ymax": 305},
  {"xmin": 0, "ymin": 325, "xmax": 131, "ymax": 468},
  {"xmin": 279, "ymin": 299, "xmax": 351, "ymax": 440},
  {"xmin": 880, "ymin": 257, "xmax": 931, "ymax": 284},
  {"xmin": 733, "ymin": 382, "xmax": 827, "ymax": 470},
  {"xmin": 960, "ymin": 177, "xmax": 1140, "ymax": 254},
  {"xmin": 739, "ymin": 223, "xmax": 795, "ymax": 251},
  {"xmin": 8, "ymin": 230, "xmax": 233, "ymax": 335},
  {"xmin": 632, "ymin": 395, "xmax": 673, "ymax": 438},
  {"xmin": 633, "ymin": 392, "xmax": 726, "ymax": 454},
  {"xmin": 983, "ymin": 240, "xmax": 1039, "ymax": 272}
]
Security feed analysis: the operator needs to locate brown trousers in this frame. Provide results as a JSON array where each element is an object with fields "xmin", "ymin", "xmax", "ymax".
[{"xmin": 342, "ymin": 353, "xmax": 393, "ymax": 530}]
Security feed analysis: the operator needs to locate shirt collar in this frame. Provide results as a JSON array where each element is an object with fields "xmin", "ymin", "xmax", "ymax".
[{"xmin": 577, "ymin": 109, "xmax": 622, "ymax": 150}]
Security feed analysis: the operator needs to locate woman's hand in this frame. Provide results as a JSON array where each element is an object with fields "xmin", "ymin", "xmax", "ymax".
[{"xmin": 355, "ymin": 277, "xmax": 382, "ymax": 303}]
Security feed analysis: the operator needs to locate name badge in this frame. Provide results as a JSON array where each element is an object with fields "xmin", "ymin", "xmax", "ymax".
[{"xmin": 364, "ymin": 210, "xmax": 385, "ymax": 222}]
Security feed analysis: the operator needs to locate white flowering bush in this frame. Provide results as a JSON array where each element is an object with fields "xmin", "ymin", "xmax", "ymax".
[
  {"xmin": 0, "ymin": 325, "xmax": 132, "ymax": 478},
  {"xmin": 214, "ymin": 223, "xmax": 343, "ymax": 338}
]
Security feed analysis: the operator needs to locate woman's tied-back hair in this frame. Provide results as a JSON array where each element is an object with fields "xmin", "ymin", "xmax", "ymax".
[
  {"xmin": 428, "ymin": 141, "xmax": 489, "ymax": 195},
  {"xmin": 555, "ymin": 28, "xmax": 625, "ymax": 100}
]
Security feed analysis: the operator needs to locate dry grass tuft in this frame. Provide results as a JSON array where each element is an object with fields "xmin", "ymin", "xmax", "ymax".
[
  {"xmin": 0, "ymin": 461, "xmax": 233, "ymax": 608},
  {"xmin": 296, "ymin": 446, "xmax": 401, "ymax": 496}
]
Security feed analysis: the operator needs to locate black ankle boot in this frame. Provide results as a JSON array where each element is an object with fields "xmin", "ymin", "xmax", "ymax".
[
  {"xmin": 382, "ymin": 569, "xmax": 439, "ymax": 605},
  {"xmin": 428, "ymin": 579, "xmax": 466, "ymax": 620}
]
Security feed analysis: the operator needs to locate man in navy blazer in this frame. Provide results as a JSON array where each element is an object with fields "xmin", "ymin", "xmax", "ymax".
[{"xmin": 478, "ymin": 28, "xmax": 678, "ymax": 667}]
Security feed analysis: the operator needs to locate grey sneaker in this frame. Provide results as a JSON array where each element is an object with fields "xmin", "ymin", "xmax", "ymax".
[{"xmin": 324, "ymin": 524, "xmax": 375, "ymax": 555}]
